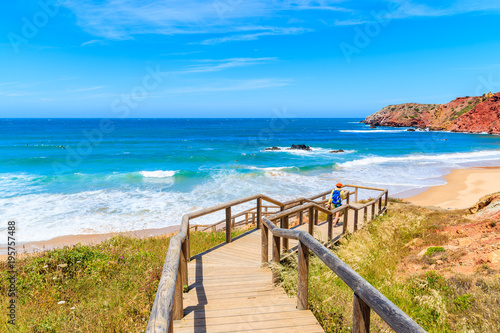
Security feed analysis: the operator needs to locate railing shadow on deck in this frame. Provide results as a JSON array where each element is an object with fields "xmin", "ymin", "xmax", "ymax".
[{"xmin": 146, "ymin": 185, "xmax": 426, "ymax": 333}]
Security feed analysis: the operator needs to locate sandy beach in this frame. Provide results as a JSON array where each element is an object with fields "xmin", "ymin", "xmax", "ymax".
[{"xmin": 407, "ymin": 166, "xmax": 500, "ymax": 209}]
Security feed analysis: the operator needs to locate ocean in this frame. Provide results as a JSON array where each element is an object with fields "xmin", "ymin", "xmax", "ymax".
[{"xmin": 2, "ymin": 118, "xmax": 500, "ymax": 243}]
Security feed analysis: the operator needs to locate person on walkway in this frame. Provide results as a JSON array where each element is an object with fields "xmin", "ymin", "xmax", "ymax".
[{"xmin": 327, "ymin": 183, "xmax": 346, "ymax": 226}]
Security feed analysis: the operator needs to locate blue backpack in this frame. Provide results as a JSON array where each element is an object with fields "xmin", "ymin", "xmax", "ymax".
[{"xmin": 332, "ymin": 190, "xmax": 342, "ymax": 205}]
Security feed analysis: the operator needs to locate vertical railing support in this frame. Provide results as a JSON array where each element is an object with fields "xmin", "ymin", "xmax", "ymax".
[
  {"xmin": 363, "ymin": 206, "xmax": 367, "ymax": 225},
  {"xmin": 384, "ymin": 191, "xmax": 388, "ymax": 208},
  {"xmin": 282, "ymin": 215, "xmax": 289, "ymax": 253},
  {"xmin": 354, "ymin": 209, "xmax": 359, "ymax": 232},
  {"xmin": 353, "ymin": 293, "xmax": 370, "ymax": 333},
  {"xmin": 378, "ymin": 197, "xmax": 382, "ymax": 214},
  {"xmin": 186, "ymin": 221, "xmax": 191, "ymax": 262},
  {"xmin": 257, "ymin": 197, "xmax": 262, "ymax": 229},
  {"xmin": 327, "ymin": 213, "xmax": 333, "ymax": 241},
  {"xmin": 308, "ymin": 207, "xmax": 314, "ymax": 235},
  {"xmin": 272, "ymin": 234, "xmax": 281, "ymax": 284},
  {"xmin": 299, "ymin": 202, "xmax": 303, "ymax": 225},
  {"xmin": 261, "ymin": 223, "xmax": 268, "ymax": 264},
  {"xmin": 346, "ymin": 191, "xmax": 350, "ymax": 205},
  {"xmin": 371, "ymin": 202, "xmax": 375, "ymax": 220},
  {"xmin": 343, "ymin": 206, "xmax": 349, "ymax": 235},
  {"xmin": 226, "ymin": 206, "xmax": 232, "ymax": 243},
  {"xmin": 180, "ymin": 240, "xmax": 188, "ymax": 291},
  {"xmin": 297, "ymin": 241, "xmax": 309, "ymax": 310},
  {"xmin": 172, "ymin": 263, "xmax": 184, "ymax": 320},
  {"xmin": 355, "ymin": 187, "xmax": 359, "ymax": 203},
  {"xmin": 314, "ymin": 209, "xmax": 319, "ymax": 225}
]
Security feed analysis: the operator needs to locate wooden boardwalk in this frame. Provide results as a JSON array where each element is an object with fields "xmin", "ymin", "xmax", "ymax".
[{"xmin": 173, "ymin": 208, "xmax": 372, "ymax": 333}]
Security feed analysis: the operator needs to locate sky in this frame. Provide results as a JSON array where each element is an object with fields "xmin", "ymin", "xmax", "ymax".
[{"xmin": 1, "ymin": 0, "xmax": 500, "ymax": 118}]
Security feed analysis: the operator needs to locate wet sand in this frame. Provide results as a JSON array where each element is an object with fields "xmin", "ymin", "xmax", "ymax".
[{"xmin": 407, "ymin": 167, "xmax": 500, "ymax": 209}]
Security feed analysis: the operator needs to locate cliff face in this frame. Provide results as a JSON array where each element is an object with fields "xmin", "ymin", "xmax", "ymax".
[{"xmin": 363, "ymin": 92, "xmax": 499, "ymax": 134}]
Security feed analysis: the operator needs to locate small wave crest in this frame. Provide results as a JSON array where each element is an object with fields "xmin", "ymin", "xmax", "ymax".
[{"xmin": 139, "ymin": 170, "xmax": 177, "ymax": 178}]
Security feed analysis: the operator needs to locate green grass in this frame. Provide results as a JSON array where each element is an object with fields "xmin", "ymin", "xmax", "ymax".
[
  {"xmin": 276, "ymin": 203, "xmax": 500, "ymax": 332},
  {"xmin": 1, "ymin": 228, "xmax": 249, "ymax": 332},
  {"xmin": 425, "ymin": 246, "xmax": 445, "ymax": 256}
]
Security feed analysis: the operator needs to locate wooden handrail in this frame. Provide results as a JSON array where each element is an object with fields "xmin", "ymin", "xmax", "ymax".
[
  {"xmin": 147, "ymin": 186, "xmax": 392, "ymax": 333},
  {"xmin": 261, "ymin": 216, "xmax": 425, "ymax": 333}
]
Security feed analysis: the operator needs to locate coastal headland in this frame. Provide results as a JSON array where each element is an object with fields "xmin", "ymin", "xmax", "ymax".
[{"xmin": 363, "ymin": 91, "xmax": 500, "ymax": 134}]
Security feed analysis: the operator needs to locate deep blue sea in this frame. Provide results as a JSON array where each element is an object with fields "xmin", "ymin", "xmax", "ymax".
[{"xmin": 2, "ymin": 118, "xmax": 500, "ymax": 243}]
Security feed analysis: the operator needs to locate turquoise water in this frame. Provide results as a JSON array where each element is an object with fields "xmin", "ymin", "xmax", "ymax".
[{"xmin": 1, "ymin": 118, "xmax": 500, "ymax": 242}]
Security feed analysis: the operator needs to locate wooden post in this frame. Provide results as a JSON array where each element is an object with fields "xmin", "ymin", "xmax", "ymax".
[
  {"xmin": 297, "ymin": 241, "xmax": 309, "ymax": 310},
  {"xmin": 346, "ymin": 191, "xmax": 350, "ymax": 205},
  {"xmin": 257, "ymin": 197, "xmax": 262, "ymax": 229},
  {"xmin": 186, "ymin": 222, "xmax": 191, "ymax": 262},
  {"xmin": 245, "ymin": 212, "xmax": 248, "ymax": 224},
  {"xmin": 261, "ymin": 223, "xmax": 268, "ymax": 264},
  {"xmin": 272, "ymin": 234, "xmax": 281, "ymax": 283},
  {"xmin": 283, "ymin": 216, "xmax": 289, "ymax": 253},
  {"xmin": 352, "ymin": 293, "xmax": 370, "ymax": 333},
  {"xmin": 314, "ymin": 209, "xmax": 319, "ymax": 225},
  {"xmin": 384, "ymin": 191, "xmax": 388, "ymax": 208},
  {"xmin": 226, "ymin": 207, "xmax": 232, "ymax": 243},
  {"xmin": 354, "ymin": 209, "xmax": 359, "ymax": 232},
  {"xmin": 180, "ymin": 240, "xmax": 188, "ymax": 290},
  {"xmin": 308, "ymin": 207, "xmax": 314, "ymax": 235},
  {"xmin": 378, "ymin": 197, "xmax": 382, "ymax": 214},
  {"xmin": 327, "ymin": 214, "xmax": 333, "ymax": 241},
  {"xmin": 364, "ymin": 206, "xmax": 368, "ymax": 224},
  {"xmin": 343, "ymin": 206, "xmax": 349, "ymax": 235},
  {"xmin": 172, "ymin": 263, "xmax": 184, "ymax": 320},
  {"xmin": 355, "ymin": 187, "xmax": 359, "ymax": 203},
  {"xmin": 299, "ymin": 204, "xmax": 303, "ymax": 225},
  {"xmin": 371, "ymin": 202, "xmax": 375, "ymax": 221}
]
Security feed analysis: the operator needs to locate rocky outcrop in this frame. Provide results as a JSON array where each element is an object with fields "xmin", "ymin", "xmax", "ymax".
[
  {"xmin": 265, "ymin": 144, "xmax": 312, "ymax": 151},
  {"xmin": 469, "ymin": 191, "xmax": 500, "ymax": 221},
  {"xmin": 363, "ymin": 92, "xmax": 500, "ymax": 134}
]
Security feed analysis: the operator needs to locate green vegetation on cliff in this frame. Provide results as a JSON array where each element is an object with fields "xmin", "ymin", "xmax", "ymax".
[{"xmin": 276, "ymin": 203, "xmax": 500, "ymax": 332}]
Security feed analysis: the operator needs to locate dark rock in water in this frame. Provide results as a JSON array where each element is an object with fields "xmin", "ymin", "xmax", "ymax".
[
  {"xmin": 407, "ymin": 129, "xmax": 416, "ymax": 132},
  {"xmin": 287, "ymin": 144, "xmax": 311, "ymax": 151},
  {"xmin": 330, "ymin": 149, "xmax": 345, "ymax": 153},
  {"xmin": 265, "ymin": 146, "xmax": 281, "ymax": 151}
]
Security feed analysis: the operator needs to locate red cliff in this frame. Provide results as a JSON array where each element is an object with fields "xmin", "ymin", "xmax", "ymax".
[{"xmin": 363, "ymin": 92, "xmax": 499, "ymax": 134}]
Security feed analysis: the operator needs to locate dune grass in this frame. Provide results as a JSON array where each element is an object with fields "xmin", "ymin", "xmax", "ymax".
[
  {"xmin": 276, "ymin": 203, "xmax": 500, "ymax": 332},
  {"xmin": 1, "ymin": 227, "xmax": 248, "ymax": 332}
]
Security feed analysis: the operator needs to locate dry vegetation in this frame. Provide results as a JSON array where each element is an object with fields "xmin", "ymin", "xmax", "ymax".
[{"xmin": 277, "ymin": 202, "xmax": 500, "ymax": 332}]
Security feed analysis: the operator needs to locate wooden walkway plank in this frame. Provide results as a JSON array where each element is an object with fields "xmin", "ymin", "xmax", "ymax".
[{"xmin": 173, "ymin": 202, "xmax": 378, "ymax": 332}]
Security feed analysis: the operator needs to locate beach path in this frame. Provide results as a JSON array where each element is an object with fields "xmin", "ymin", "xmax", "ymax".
[{"xmin": 173, "ymin": 208, "xmax": 369, "ymax": 332}]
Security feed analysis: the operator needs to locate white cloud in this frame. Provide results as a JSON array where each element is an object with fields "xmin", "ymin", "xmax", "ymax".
[
  {"xmin": 166, "ymin": 78, "xmax": 292, "ymax": 94},
  {"xmin": 198, "ymin": 27, "xmax": 312, "ymax": 45},
  {"xmin": 179, "ymin": 57, "xmax": 278, "ymax": 73},
  {"xmin": 61, "ymin": 0, "xmax": 344, "ymax": 41},
  {"xmin": 68, "ymin": 86, "xmax": 105, "ymax": 93}
]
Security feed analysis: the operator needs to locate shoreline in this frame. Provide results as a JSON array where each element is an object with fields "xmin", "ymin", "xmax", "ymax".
[
  {"xmin": 405, "ymin": 166, "xmax": 500, "ymax": 209},
  {"xmin": 5, "ymin": 165, "xmax": 500, "ymax": 258},
  {"xmin": 0, "ymin": 225, "xmax": 180, "ymax": 260}
]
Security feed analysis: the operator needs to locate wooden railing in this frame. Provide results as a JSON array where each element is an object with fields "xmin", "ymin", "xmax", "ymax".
[{"xmin": 147, "ymin": 186, "xmax": 424, "ymax": 333}]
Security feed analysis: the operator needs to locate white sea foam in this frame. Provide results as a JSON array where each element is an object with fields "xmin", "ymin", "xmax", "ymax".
[
  {"xmin": 139, "ymin": 170, "xmax": 177, "ymax": 178},
  {"xmin": 339, "ymin": 150, "xmax": 500, "ymax": 168},
  {"xmin": 3, "ymin": 149, "xmax": 500, "ymax": 243},
  {"xmin": 247, "ymin": 166, "xmax": 296, "ymax": 171},
  {"xmin": 339, "ymin": 130, "xmax": 409, "ymax": 133}
]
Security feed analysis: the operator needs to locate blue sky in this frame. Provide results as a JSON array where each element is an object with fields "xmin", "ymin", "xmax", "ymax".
[{"xmin": 1, "ymin": 0, "xmax": 500, "ymax": 118}]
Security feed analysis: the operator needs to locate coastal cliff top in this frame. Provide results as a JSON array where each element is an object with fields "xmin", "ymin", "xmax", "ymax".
[{"xmin": 363, "ymin": 92, "xmax": 500, "ymax": 134}]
